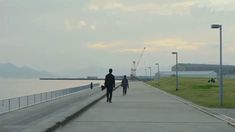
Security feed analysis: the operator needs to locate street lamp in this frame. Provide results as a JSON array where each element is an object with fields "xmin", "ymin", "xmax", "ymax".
[
  {"xmin": 145, "ymin": 67, "xmax": 147, "ymax": 76},
  {"xmin": 172, "ymin": 52, "xmax": 179, "ymax": 91},
  {"xmin": 211, "ymin": 24, "xmax": 223, "ymax": 106},
  {"xmin": 148, "ymin": 67, "xmax": 152, "ymax": 80},
  {"xmin": 155, "ymin": 63, "xmax": 160, "ymax": 86}
]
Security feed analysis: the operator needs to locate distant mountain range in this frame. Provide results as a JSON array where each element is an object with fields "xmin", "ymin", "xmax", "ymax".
[{"xmin": 0, "ymin": 63, "xmax": 54, "ymax": 78}]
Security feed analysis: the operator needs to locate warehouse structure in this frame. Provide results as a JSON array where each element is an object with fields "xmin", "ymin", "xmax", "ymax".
[{"xmin": 172, "ymin": 63, "xmax": 235, "ymax": 75}]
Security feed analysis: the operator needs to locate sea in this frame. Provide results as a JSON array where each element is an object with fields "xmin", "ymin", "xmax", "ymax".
[{"xmin": 0, "ymin": 79, "xmax": 104, "ymax": 100}]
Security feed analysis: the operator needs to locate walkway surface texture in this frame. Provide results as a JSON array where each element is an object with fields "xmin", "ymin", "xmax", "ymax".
[{"xmin": 55, "ymin": 81, "xmax": 235, "ymax": 132}]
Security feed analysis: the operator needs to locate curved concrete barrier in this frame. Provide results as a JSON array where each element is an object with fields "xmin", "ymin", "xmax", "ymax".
[{"xmin": 0, "ymin": 83, "xmax": 120, "ymax": 132}]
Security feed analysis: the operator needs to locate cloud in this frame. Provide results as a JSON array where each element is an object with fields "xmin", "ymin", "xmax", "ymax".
[
  {"xmin": 90, "ymin": 25, "xmax": 96, "ymax": 30},
  {"xmin": 88, "ymin": 4, "xmax": 100, "ymax": 11},
  {"xmin": 77, "ymin": 20, "xmax": 87, "ymax": 28},
  {"xmin": 88, "ymin": 38, "xmax": 206, "ymax": 53},
  {"xmin": 88, "ymin": 41, "xmax": 127, "ymax": 49},
  {"xmin": 144, "ymin": 38, "xmax": 205, "ymax": 51},
  {"xmin": 88, "ymin": 43, "xmax": 108, "ymax": 49},
  {"xmin": 88, "ymin": 41, "xmax": 148, "ymax": 54},
  {"xmin": 119, "ymin": 48, "xmax": 145, "ymax": 53},
  {"xmin": 209, "ymin": 0, "xmax": 235, "ymax": 11},
  {"xmin": 87, "ymin": 0, "xmax": 199, "ymax": 15},
  {"xmin": 119, "ymin": 47, "xmax": 162, "ymax": 53},
  {"xmin": 63, "ymin": 19, "xmax": 95, "ymax": 31},
  {"xmin": 87, "ymin": 0, "xmax": 235, "ymax": 15}
]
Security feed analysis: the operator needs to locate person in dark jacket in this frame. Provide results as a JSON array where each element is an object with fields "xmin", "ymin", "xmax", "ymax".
[
  {"xmin": 121, "ymin": 75, "xmax": 129, "ymax": 96},
  {"xmin": 105, "ymin": 68, "xmax": 115, "ymax": 103},
  {"xmin": 90, "ymin": 82, "xmax": 93, "ymax": 89}
]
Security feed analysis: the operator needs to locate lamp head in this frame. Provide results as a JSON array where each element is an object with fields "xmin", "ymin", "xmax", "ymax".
[
  {"xmin": 172, "ymin": 52, "xmax": 177, "ymax": 54},
  {"xmin": 211, "ymin": 24, "xmax": 221, "ymax": 29}
]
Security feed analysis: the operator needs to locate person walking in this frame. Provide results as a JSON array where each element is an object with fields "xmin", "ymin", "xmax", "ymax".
[
  {"xmin": 105, "ymin": 68, "xmax": 115, "ymax": 103},
  {"xmin": 90, "ymin": 82, "xmax": 93, "ymax": 96},
  {"xmin": 121, "ymin": 75, "xmax": 129, "ymax": 96}
]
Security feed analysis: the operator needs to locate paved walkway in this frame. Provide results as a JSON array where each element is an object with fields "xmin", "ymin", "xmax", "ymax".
[{"xmin": 55, "ymin": 81, "xmax": 234, "ymax": 132}]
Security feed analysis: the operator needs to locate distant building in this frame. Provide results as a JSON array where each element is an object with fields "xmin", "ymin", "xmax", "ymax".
[
  {"xmin": 136, "ymin": 76, "xmax": 154, "ymax": 80},
  {"xmin": 172, "ymin": 63, "xmax": 235, "ymax": 75},
  {"xmin": 155, "ymin": 71, "xmax": 217, "ymax": 78},
  {"xmin": 86, "ymin": 76, "xmax": 98, "ymax": 80}
]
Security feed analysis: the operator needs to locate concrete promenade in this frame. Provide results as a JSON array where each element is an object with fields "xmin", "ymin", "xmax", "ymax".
[{"xmin": 55, "ymin": 81, "xmax": 235, "ymax": 132}]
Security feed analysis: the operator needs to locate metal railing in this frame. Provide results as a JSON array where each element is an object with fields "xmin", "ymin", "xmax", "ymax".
[{"xmin": 0, "ymin": 83, "xmax": 99, "ymax": 115}]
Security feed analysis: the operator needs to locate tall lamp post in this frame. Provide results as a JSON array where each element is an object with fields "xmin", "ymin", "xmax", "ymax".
[
  {"xmin": 145, "ymin": 67, "xmax": 147, "ymax": 76},
  {"xmin": 211, "ymin": 24, "xmax": 223, "ymax": 106},
  {"xmin": 156, "ymin": 63, "xmax": 160, "ymax": 86},
  {"xmin": 148, "ymin": 67, "xmax": 152, "ymax": 80},
  {"xmin": 172, "ymin": 52, "xmax": 179, "ymax": 91}
]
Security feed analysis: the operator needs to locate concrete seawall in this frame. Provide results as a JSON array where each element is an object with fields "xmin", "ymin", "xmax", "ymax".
[{"xmin": 0, "ymin": 83, "xmax": 121, "ymax": 132}]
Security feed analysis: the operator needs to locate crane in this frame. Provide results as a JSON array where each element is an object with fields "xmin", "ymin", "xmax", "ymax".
[{"xmin": 130, "ymin": 47, "xmax": 146, "ymax": 78}]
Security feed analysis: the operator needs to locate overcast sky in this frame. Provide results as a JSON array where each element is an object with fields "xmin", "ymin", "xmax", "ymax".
[{"xmin": 0, "ymin": 0, "xmax": 235, "ymax": 77}]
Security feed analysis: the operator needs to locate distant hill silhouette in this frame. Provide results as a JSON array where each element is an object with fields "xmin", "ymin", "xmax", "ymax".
[{"xmin": 0, "ymin": 63, "xmax": 54, "ymax": 78}]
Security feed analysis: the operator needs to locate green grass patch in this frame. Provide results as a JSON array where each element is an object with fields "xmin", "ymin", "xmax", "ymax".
[{"xmin": 147, "ymin": 77, "xmax": 235, "ymax": 108}]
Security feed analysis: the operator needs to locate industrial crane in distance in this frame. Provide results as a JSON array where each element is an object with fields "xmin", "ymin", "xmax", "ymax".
[{"xmin": 130, "ymin": 47, "xmax": 146, "ymax": 79}]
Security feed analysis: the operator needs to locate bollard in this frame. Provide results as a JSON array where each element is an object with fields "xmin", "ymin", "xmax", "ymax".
[
  {"xmin": 18, "ymin": 97, "xmax": 20, "ymax": 109},
  {"xmin": 8, "ymin": 99, "xmax": 10, "ymax": 112},
  {"xmin": 34, "ymin": 94, "xmax": 36, "ymax": 104},
  {"xmin": 40, "ymin": 93, "xmax": 42, "ymax": 102},
  {"xmin": 27, "ymin": 96, "xmax": 29, "ymax": 106}
]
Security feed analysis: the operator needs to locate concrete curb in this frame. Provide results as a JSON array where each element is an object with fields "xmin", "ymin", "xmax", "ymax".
[
  {"xmin": 144, "ymin": 82, "xmax": 235, "ymax": 127},
  {"xmin": 44, "ymin": 85, "xmax": 121, "ymax": 132}
]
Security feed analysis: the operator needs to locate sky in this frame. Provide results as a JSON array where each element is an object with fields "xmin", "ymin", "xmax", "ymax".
[{"xmin": 0, "ymin": 0, "xmax": 235, "ymax": 77}]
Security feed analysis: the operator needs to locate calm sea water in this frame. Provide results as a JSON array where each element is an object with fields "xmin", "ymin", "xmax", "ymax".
[{"xmin": 0, "ymin": 79, "xmax": 104, "ymax": 100}]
